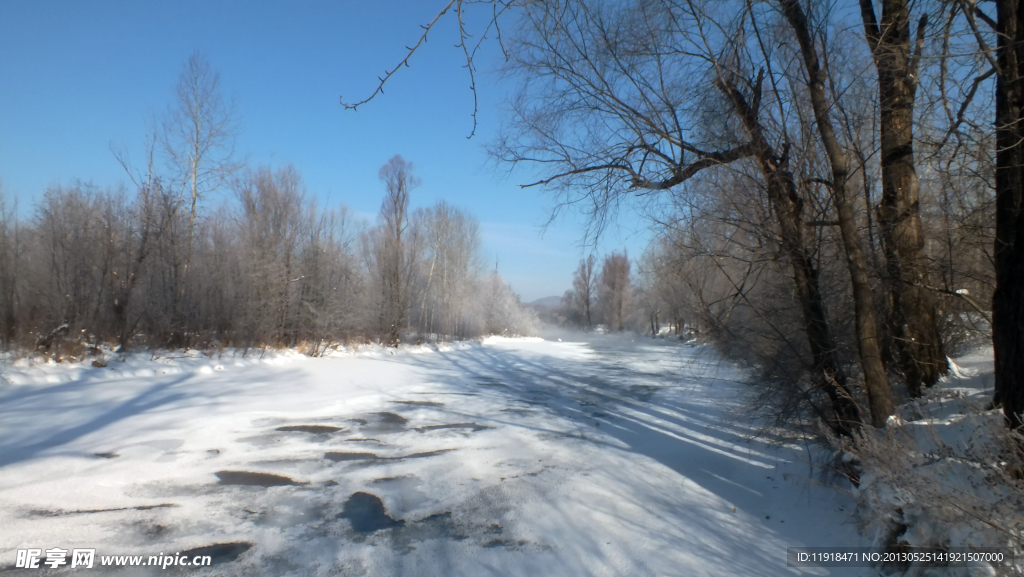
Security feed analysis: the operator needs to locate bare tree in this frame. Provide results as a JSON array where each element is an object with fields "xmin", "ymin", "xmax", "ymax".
[
  {"xmin": 234, "ymin": 166, "xmax": 308, "ymax": 346},
  {"xmin": 981, "ymin": 0, "xmax": 1024, "ymax": 428},
  {"xmin": 297, "ymin": 204, "xmax": 363, "ymax": 352},
  {"xmin": 632, "ymin": 255, "xmax": 662, "ymax": 336},
  {"xmin": 488, "ymin": 0, "xmax": 866, "ymax": 437},
  {"xmin": 571, "ymin": 254, "xmax": 598, "ymax": 329},
  {"xmin": 925, "ymin": 0, "xmax": 1024, "ymax": 428},
  {"xmin": 777, "ymin": 0, "xmax": 894, "ymax": 427},
  {"xmin": 111, "ymin": 133, "xmax": 167, "ymax": 347},
  {"xmin": 859, "ymin": 0, "xmax": 948, "ymax": 396},
  {"xmin": 377, "ymin": 155, "xmax": 420, "ymax": 346},
  {"xmin": 0, "ymin": 185, "xmax": 18, "ymax": 347},
  {"xmin": 599, "ymin": 251, "xmax": 630, "ymax": 331},
  {"xmin": 414, "ymin": 201, "xmax": 484, "ymax": 339},
  {"xmin": 340, "ymin": 1, "xmax": 518, "ymax": 138},
  {"xmin": 162, "ymin": 51, "xmax": 240, "ymax": 293}
]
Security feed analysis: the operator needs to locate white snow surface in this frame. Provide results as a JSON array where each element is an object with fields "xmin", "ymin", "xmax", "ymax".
[
  {"xmin": 852, "ymin": 345, "xmax": 1023, "ymax": 575},
  {"xmin": 0, "ymin": 334, "xmax": 862, "ymax": 576}
]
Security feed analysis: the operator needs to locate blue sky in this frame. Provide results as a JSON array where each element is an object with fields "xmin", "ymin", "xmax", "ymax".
[{"xmin": 0, "ymin": 1, "xmax": 652, "ymax": 301}]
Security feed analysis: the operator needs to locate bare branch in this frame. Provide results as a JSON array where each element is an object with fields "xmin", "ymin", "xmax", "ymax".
[
  {"xmin": 341, "ymin": 1, "xmax": 458, "ymax": 113},
  {"xmin": 955, "ymin": 0, "xmax": 1000, "ymax": 73},
  {"xmin": 340, "ymin": 1, "xmax": 517, "ymax": 138}
]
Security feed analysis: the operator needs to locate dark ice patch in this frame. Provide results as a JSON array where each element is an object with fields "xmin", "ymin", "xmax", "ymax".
[
  {"xmin": 475, "ymin": 377, "xmax": 508, "ymax": 388},
  {"xmin": 500, "ymin": 407, "xmax": 534, "ymax": 416},
  {"xmin": 325, "ymin": 449, "xmax": 451, "ymax": 462},
  {"xmin": 373, "ymin": 412, "xmax": 407, "ymax": 426},
  {"xmin": 134, "ymin": 521, "xmax": 169, "ymax": 538},
  {"xmin": 483, "ymin": 538, "xmax": 528, "ymax": 549},
  {"xmin": 397, "ymin": 449, "xmax": 454, "ymax": 459},
  {"xmin": 392, "ymin": 512, "xmax": 468, "ymax": 549},
  {"xmin": 28, "ymin": 503, "xmax": 177, "ymax": 517},
  {"xmin": 357, "ymin": 412, "xmax": 408, "ymax": 433},
  {"xmin": 415, "ymin": 423, "xmax": 492, "ymax": 433},
  {"xmin": 391, "ymin": 400, "xmax": 444, "ymax": 407},
  {"xmin": 179, "ymin": 542, "xmax": 252, "ymax": 565},
  {"xmin": 275, "ymin": 425, "xmax": 344, "ymax": 434},
  {"xmin": 340, "ymin": 492, "xmax": 404, "ymax": 533},
  {"xmin": 325, "ymin": 452, "xmax": 379, "ymax": 462},
  {"xmin": 214, "ymin": 471, "xmax": 303, "ymax": 487}
]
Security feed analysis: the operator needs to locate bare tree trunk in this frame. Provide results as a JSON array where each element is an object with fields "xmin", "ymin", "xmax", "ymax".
[
  {"xmin": 780, "ymin": 0, "xmax": 894, "ymax": 427},
  {"xmin": 0, "ymin": 197, "xmax": 17, "ymax": 347},
  {"xmin": 719, "ymin": 76, "xmax": 863, "ymax": 437},
  {"xmin": 161, "ymin": 51, "xmax": 239, "ymax": 345},
  {"xmin": 378, "ymin": 155, "xmax": 417, "ymax": 347},
  {"xmin": 573, "ymin": 254, "xmax": 597, "ymax": 329},
  {"xmin": 599, "ymin": 252, "xmax": 630, "ymax": 331},
  {"xmin": 770, "ymin": 166, "xmax": 864, "ymax": 437},
  {"xmin": 860, "ymin": 0, "xmax": 947, "ymax": 396},
  {"xmin": 992, "ymin": 0, "xmax": 1024, "ymax": 429}
]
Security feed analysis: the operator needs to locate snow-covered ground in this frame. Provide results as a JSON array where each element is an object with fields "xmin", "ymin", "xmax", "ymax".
[
  {"xmin": 0, "ymin": 334, "xmax": 863, "ymax": 576},
  {"xmin": 852, "ymin": 346, "xmax": 1023, "ymax": 575}
]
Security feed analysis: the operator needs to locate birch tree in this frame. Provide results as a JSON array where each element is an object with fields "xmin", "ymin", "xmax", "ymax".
[
  {"xmin": 162, "ymin": 51, "xmax": 240, "ymax": 296},
  {"xmin": 376, "ymin": 155, "xmax": 419, "ymax": 346}
]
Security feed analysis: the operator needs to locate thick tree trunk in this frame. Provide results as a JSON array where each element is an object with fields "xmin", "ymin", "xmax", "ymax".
[
  {"xmin": 993, "ymin": 0, "xmax": 1024, "ymax": 429},
  {"xmin": 860, "ymin": 0, "xmax": 947, "ymax": 397},
  {"xmin": 718, "ymin": 75, "xmax": 863, "ymax": 437},
  {"xmin": 390, "ymin": 262, "xmax": 402, "ymax": 346},
  {"xmin": 781, "ymin": 0, "xmax": 894, "ymax": 427},
  {"xmin": 767, "ymin": 167, "xmax": 863, "ymax": 437}
]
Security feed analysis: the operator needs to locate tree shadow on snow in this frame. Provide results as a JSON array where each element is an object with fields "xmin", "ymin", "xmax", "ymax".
[
  {"xmin": 387, "ymin": 336, "xmax": 852, "ymax": 575},
  {"xmin": 0, "ymin": 371, "xmax": 280, "ymax": 469}
]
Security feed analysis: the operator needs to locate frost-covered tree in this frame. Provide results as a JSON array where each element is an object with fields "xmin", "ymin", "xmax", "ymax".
[
  {"xmin": 598, "ymin": 251, "xmax": 630, "ymax": 331},
  {"xmin": 483, "ymin": 271, "xmax": 538, "ymax": 336},
  {"xmin": 373, "ymin": 155, "xmax": 420, "ymax": 346},
  {"xmin": 161, "ymin": 51, "xmax": 240, "ymax": 298},
  {"xmin": 570, "ymin": 254, "xmax": 597, "ymax": 329},
  {"xmin": 413, "ymin": 201, "xmax": 483, "ymax": 340}
]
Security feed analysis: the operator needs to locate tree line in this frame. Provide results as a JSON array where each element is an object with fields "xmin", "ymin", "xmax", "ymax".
[
  {"xmin": 0, "ymin": 54, "xmax": 536, "ymax": 357},
  {"xmin": 557, "ymin": 251, "xmax": 634, "ymax": 331}
]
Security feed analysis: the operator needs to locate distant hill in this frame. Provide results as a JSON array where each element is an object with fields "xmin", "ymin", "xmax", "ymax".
[
  {"xmin": 527, "ymin": 295, "xmax": 565, "ymax": 325},
  {"xmin": 528, "ymin": 295, "xmax": 563, "ymax": 308}
]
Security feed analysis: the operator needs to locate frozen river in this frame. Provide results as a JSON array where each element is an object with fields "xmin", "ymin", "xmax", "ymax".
[{"xmin": 0, "ymin": 334, "xmax": 861, "ymax": 576}]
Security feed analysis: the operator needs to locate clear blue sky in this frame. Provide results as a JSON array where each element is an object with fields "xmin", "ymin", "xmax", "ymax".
[{"xmin": 0, "ymin": 1, "xmax": 651, "ymax": 302}]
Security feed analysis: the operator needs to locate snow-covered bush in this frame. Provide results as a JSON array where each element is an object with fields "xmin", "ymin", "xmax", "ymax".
[
  {"xmin": 844, "ymin": 381, "xmax": 1024, "ymax": 576},
  {"xmin": 480, "ymin": 271, "xmax": 539, "ymax": 337}
]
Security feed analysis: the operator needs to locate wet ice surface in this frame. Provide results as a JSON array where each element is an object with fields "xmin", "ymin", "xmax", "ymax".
[
  {"xmin": 215, "ymin": 471, "xmax": 305, "ymax": 487},
  {"xmin": 0, "ymin": 334, "xmax": 864, "ymax": 576},
  {"xmin": 341, "ymin": 492, "xmax": 404, "ymax": 533},
  {"xmin": 275, "ymin": 425, "xmax": 345, "ymax": 434}
]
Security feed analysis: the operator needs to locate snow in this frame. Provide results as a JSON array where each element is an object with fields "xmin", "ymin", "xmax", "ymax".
[
  {"xmin": 0, "ymin": 335, "xmax": 862, "ymax": 576},
  {"xmin": 850, "ymin": 345, "xmax": 1023, "ymax": 575}
]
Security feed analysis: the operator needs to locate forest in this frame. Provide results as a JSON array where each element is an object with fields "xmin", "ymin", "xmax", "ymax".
[{"xmin": 0, "ymin": 57, "xmax": 537, "ymax": 357}]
